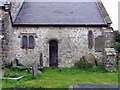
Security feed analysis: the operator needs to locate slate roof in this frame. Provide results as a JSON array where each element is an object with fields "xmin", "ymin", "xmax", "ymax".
[{"xmin": 13, "ymin": 0, "xmax": 111, "ymax": 26}]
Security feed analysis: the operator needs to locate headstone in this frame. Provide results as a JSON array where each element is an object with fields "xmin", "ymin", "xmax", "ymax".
[
  {"xmin": 84, "ymin": 53, "xmax": 96, "ymax": 68},
  {"xmin": 39, "ymin": 53, "xmax": 43, "ymax": 67},
  {"xmin": 32, "ymin": 61, "xmax": 38, "ymax": 78},
  {"xmin": 12, "ymin": 58, "xmax": 18, "ymax": 67},
  {"xmin": 95, "ymin": 36, "xmax": 104, "ymax": 51}
]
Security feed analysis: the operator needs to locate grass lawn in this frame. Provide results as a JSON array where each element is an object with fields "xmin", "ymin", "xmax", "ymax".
[
  {"xmin": 2, "ymin": 67, "xmax": 118, "ymax": 89},
  {"xmin": 118, "ymin": 54, "xmax": 120, "ymax": 85}
]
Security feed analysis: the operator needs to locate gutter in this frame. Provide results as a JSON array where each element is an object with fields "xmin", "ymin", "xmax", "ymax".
[{"xmin": 12, "ymin": 23, "xmax": 109, "ymax": 27}]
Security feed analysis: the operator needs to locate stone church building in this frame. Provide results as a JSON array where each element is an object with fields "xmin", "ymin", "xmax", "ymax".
[{"xmin": 0, "ymin": 0, "xmax": 117, "ymax": 71}]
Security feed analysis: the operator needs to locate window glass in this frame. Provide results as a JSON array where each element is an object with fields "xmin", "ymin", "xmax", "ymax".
[
  {"xmin": 29, "ymin": 35, "xmax": 35, "ymax": 49},
  {"xmin": 22, "ymin": 35, "xmax": 27, "ymax": 49},
  {"xmin": 88, "ymin": 30, "xmax": 93, "ymax": 49}
]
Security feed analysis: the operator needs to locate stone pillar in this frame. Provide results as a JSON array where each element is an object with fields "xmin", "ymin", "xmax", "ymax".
[
  {"xmin": 0, "ymin": 15, "xmax": 3, "ymax": 90},
  {"xmin": 32, "ymin": 61, "xmax": 38, "ymax": 78},
  {"xmin": 2, "ymin": 11, "xmax": 10, "ymax": 66},
  {"xmin": 102, "ymin": 27, "xmax": 115, "ymax": 48},
  {"xmin": 0, "ymin": 12, "xmax": 3, "ymax": 69},
  {"xmin": 102, "ymin": 28, "xmax": 117, "ymax": 72},
  {"xmin": 104, "ymin": 48, "xmax": 117, "ymax": 72}
]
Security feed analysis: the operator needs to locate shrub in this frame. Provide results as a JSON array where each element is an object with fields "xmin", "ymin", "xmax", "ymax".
[
  {"xmin": 89, "ymin": 66, "xmax": 106, "ymax": 72},
  {"xmin": 114, "ymin": 31, "xmax": 120, "ymax": 42},
  {"xmin": 115, "ymin": 42, "xmax": 120, "ymax": 52},
  {"xmin": 118, "ymin": 56, "xmax": 120, "ymax": 79},
  {"xmin": 4, "ymin": 68, "xmax": 21, "ymax": 78}
]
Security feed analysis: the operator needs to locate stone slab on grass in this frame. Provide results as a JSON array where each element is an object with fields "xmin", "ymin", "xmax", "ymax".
[{"xmin": 69, "ymin": 84, "xmax": 119, "ymax": 90}]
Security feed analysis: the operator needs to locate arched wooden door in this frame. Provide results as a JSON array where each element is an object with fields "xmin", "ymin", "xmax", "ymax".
[{"xmin": 49, "ymin": 40, "xmax": 58, "ymax": 67}]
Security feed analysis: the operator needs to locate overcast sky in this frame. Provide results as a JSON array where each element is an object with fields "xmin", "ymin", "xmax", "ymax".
[
  {"xmin": 0, "ymin": 0, "xmax": 119, "ymax": 30},
  {"xmin": 101, "ymin": 0, "xmax": 119, "ymax": 30}
]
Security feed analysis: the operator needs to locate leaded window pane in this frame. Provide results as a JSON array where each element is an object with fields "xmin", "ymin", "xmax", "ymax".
[
  {"xmin": 88, "ymin": 30, "xmax": 93, "ymax": 49},
  {"xmin": 29, "ymin": 35, "xmax": 35, "ymax": 49},
  {"xmin": 22, "ymin": 35, "xmax": 27, "ymax": 49}
]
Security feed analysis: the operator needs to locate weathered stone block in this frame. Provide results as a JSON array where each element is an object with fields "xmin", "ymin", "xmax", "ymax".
[
  {"xmin": 84, "ymin": 53, "xmax": 97, "ymax": 68},
  {"xmin": 102, "ymin": 28, "xmax": 115, "ymax": 48},
  {"xmin": 95, "ymin": 36, "xmax": 104, "ymax": 51},
  {"xmin": 12, "ymin": 58, "xmax": 18, "ymax": 67},
  {"xmin": 104, "ymin": 48, "xmax": 117, "ymax": 72}
]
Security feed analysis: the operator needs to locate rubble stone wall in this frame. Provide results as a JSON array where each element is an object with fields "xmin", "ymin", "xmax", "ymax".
[{"xmin": 7, "ymin": 26, "xmax": 104, "ymax": 67}]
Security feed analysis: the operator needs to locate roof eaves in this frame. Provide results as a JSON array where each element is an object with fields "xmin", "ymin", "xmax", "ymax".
[
  {"xmin": 96, "ymin": 0, "xmax": 112, "ymax": 24},
  {"xmin": 12, "ymin": 0, "xmax": 25, "ymax": 23},
  {"xmin": 12, "ymin": 23, "xmax": 108, "ymax": 27}
]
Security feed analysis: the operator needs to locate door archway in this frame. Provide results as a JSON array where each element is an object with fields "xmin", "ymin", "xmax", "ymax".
[{"xmin": 49, "ymin": 40, "xmax": 58, "ymax": 67}]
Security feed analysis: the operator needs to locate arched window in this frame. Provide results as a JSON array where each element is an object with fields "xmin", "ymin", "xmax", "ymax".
[
  {"xmin": 88, "ymin": 30, "xmax": 94, "ymax": 49},
  {"xmin": 22, "ymin": 35, "xmax": 27, "ymax": 49},
  {"xmin": 21, "ymin": 34, "xmax": 36, "ymax": 49},
  {"xmin": 29, "ymin": 35, "xmax": 35, "ymax": 49}
]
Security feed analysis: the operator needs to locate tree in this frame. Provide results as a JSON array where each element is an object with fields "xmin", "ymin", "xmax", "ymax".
[
  {"xmin": 114, "ymin": 31, "xmax": 120, "ymax": 42},
  {"xmin": 114, "ymin": 31, "xmax": 120, "ymax": 53}
]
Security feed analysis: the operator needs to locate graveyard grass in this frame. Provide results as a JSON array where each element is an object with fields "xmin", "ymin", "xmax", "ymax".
[{"xmin": 2, "ymin": 66, "xmax": 118, "ymax": 89}]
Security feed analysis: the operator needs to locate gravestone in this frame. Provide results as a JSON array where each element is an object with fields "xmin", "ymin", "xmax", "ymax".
[
  {"xmin": 95, "ymin": 36, "xmax": 103, "ymax": 51},
  {"xmin": 84, "ymin": 53, "xmax": 96, "ymax": 68},
  {"xmin": 12, "ymin": 58, "xmax": 18, "ymax": 67},
  {"xmin": 39, "ymin": 53, "xmax": 43, "ymax": 67},
  {"xmin": 32, "ymin": 61, "xmax": 38, "ymax": 78},
  {"xmin": 39, "ymin": 53, "xmax": 44, "ymax": 72}
]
